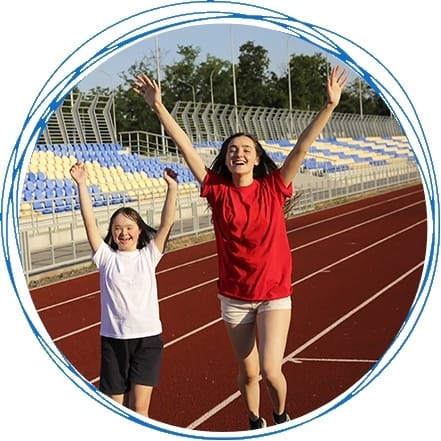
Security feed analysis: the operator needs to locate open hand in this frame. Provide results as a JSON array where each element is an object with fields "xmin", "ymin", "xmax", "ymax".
[
  {"xmin": 327, "ymin": 65, "xmax": 348, "ymax": 109},
  {"xmin": 133, "ymin": 73, "xmax": 162, "ymax": 109}
]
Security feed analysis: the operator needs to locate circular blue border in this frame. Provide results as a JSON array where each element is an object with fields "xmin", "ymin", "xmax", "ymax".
[{"xmin": 2, "ymin": 1, "xmax": 438, "ymax": 439}]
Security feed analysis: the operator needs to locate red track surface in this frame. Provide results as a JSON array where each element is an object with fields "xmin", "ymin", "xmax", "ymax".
[{"xmin": 30, "ymin": 183, "xmax": 427, "ymax": 432}]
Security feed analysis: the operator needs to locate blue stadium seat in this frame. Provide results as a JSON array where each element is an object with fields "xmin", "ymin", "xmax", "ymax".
[
  {"xmin": 34, "ymin": 189, "xmax": 52, "ymax": 214},
  {"xmin": 25, "ymin": 180, "xmax": 36, "ymax": 192},
  {"xmin": 54, "ymin": 199, "xmax": 67, "ymax": 213},
  {"xmin": 27, "ymin": 171, "xmax": 37, "ymax": 182},
  {"xmin": 110, "ymin": 192, "xmax": 122, "ymax": 204},
  {"xmin": 64, "ymin": 186, "xmax": 75, "ymax": 197},
  {"xmin": 55, "ymin": 187, "xmax": 65, "ymax": 198},
  {"xmin": 45, "ymin": 188, "xmax": 56, "ymax": 199},
  {"xmin": 23, "ymin": 190, "xmax": 33, "ymax": 202},
  {"xmin": 46, "ymin": 179, "xmax": 56, "ymax": 189},
  {"xmin": 92, "ymin": 194, "xmax": 105, "ymax": 207}
]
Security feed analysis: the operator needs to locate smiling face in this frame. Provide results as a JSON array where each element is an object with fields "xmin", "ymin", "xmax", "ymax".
[
  {"xmin": 224, "ymin": 135, "xmax": 260, "ymax": 181},
  {"xmin": 111, "ymin": 213, "xmax": 141, "ymax": 252}
]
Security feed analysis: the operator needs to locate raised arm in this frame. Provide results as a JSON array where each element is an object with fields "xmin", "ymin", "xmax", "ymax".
[
  {"xmin": 70, "ymin": 162, "xmax": 102, "ymax": 253},
  {"xmin": 154, "ymin": 167, "xmax": 178, "ymax": 253},
  {"xmin": 279, "ymin": 65, "xmax": 348, "ymax": 185},
  {"xmin": 133, "ymin": 74, "xmax": 207, "ymax": 185}
]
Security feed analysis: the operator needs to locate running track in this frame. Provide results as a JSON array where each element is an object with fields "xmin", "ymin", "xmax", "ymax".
[{"xmin": 30, "ymin": 183, "xmax": 426, "ymax": 432}]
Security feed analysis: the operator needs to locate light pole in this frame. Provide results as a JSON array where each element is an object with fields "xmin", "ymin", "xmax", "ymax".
[
  {"xmin": 230, "ymin": 26, "xmax": 239, "ymax": 132},
  {"xmin": 210, "ymin": 67, "xmax": 218, "ymax": 141},
  {"xmin": 209, "ymin": 68, "xmax": 217, "ymax": 113},
  {"xmin": 287, "ymin": 38, "xmax": 293, "ymax": 137},
  {"xmin": 155, "ymin": 36, "xmax": 166, "ymax": 153},
  {"xmin": 358, "ymin": 77, "xmax": 364, "ymax": 119},
  {"xmin": 178, "ymin": 79, "xmax": 196, "ymax": 107}
]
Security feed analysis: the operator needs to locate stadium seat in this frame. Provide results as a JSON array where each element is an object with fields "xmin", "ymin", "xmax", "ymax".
[
  {"xmin": 46, "ymin": 179, "xmax": 56, "ymax": 190},
  {"xmin": 54, "ymin": 198, "xmax": 67, "ymax": 213},
  {"xmin": 22, "ymin": 189, "xmax": 33, "ymax": 202},
  {"xmin": 55, "ymin": 187, "xmax": 65, "ymax": 198},
  {"xmin": 20, "ymin": 202, "xmax": 33, "ymax": 218},
  {"xmin": 45, "ymin": 188, "xmax": 56, "ymax": 199},
  {"xmin": 25, "ymin": 180, "xmax": 36, "ymax": 192},
  {"xmin": 27, "ymin": 171, "xmax": 37, "ymax": 182}
]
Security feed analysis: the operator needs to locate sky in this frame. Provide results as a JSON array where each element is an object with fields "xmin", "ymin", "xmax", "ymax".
[{"xmin": 78, "ymin": 23, "xmax": 351, "ymax": 91}]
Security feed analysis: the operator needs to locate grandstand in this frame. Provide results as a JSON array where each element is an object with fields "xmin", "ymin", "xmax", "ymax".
[{"xmin": 19, "ymin": 93, "xmax": 420, "ymax": 281}]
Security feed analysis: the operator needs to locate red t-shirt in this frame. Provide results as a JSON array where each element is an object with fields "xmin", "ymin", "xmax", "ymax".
[{"xmin": 200, "ymin": 169, "xmax": 293, "ymax": 301}]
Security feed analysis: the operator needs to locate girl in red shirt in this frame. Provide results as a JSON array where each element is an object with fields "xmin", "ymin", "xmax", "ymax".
[{"xmin": 134, "ymin": 66, "xmax": 347, "ymax": 430}]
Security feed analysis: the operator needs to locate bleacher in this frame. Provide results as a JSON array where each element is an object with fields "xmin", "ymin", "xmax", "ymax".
[
  {"xmin": 21, "ymin": 142, "xmax": 199, "ymax": 218},
  {"xmin": 20, "ymin": 92, "xmax": 415, "ymax": 220},
  {"xmin": 20, "ymin": 134, "xmax": 416, "ymax": 219},
  {"xmin": 19, "ymin": 94, "xmax": 421, "ymax": 280},
  {"xmin": 261, "ymin": 135, "xmax": 414, "ymax": 175}
]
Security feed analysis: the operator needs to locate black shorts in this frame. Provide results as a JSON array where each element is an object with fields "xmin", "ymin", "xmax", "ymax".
[{"xmin": 99, "ymin": 334, "xmax": 164, "ymax": 395}]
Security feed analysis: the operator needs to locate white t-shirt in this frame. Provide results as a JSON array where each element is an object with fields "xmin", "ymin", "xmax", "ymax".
[{"xmin": 92, "ymin": 240, "xmax": 163, "ymax": 339}]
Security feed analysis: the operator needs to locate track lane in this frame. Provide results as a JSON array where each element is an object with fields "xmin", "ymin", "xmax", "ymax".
[{"xmin": 29, "ymin": 184, "xmax": 426, "ymax": 431}]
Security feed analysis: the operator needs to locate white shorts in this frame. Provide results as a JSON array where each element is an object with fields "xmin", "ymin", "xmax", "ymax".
[{"xmin": 218, "ymin": 294, "xmax": 292, "ymax": 325}]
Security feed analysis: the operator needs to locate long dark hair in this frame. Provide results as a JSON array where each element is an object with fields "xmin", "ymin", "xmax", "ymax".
[
  {"xmin": 104, "ymin": 207, "xmax": 157, "ymax": 250},
  {"xmin": 209, "ymin": 133, "xmax": 278, "ymax": 178},
  {"xmin": 209, "ymin": 133, "xmax": 301, "ymax": 215}
]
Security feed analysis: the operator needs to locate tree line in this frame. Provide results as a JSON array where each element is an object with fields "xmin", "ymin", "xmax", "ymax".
[{"xmin": 81, "ymin": 41, "xmax": 390, "ymax": 135}]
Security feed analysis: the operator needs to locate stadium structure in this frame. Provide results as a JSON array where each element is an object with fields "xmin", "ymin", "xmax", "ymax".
[{"xmin": 19, "ymin": 92, "xmax": 420, "ymax": 281}]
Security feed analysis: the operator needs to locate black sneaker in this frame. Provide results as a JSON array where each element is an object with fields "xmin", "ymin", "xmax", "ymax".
[
  {"xmin": 249, "ymin": 417, "xmax": 267, "ymax": 430},
  {"xmin": 273, "ymin": 411, "xmax": 290, "ymax": 424}
]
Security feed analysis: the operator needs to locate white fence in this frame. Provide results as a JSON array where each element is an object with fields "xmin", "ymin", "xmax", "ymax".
[{"xmin": 19, "ymin": 159, "xmax": 421, "ymax": 281}]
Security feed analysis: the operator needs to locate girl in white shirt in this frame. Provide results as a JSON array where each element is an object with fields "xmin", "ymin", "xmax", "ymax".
[{"xmin": 70, "ymin": 162, "xmax": 177, "ymax": 417}]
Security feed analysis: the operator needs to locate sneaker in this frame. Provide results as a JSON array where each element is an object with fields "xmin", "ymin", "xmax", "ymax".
[
  {"xmin": 249, "ymin": 417, "xmax": 267, "ymax": 430},
  {"xmin": 273, "ymin": 411, "xmax": 290, "ymax": 424}
]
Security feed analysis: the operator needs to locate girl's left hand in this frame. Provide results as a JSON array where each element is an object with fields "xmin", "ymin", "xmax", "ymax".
[
  {"xmin": 327, "ymin": 65, "xmax": 348, "ymax": 108},
  {"xmin": 163, "ymin": 167, "xmax": 178, "ymax": 186}
]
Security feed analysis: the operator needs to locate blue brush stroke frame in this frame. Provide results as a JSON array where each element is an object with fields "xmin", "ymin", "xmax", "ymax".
[{"xmin": 1, "ymin": 1, "xmax": 438, "ymax": 439}]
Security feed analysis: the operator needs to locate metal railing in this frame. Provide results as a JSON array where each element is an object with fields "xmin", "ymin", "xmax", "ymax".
[
  {"xmin": 37, "ymin": 93, "xmax": 403, "ymax": 148},
  {"xmin": 19, "ymin": 159, "xmax": 420, "ymax": 282},
  {"xmin": 172, "ymin": 101, "xmax": 403, "ymax": 143}
]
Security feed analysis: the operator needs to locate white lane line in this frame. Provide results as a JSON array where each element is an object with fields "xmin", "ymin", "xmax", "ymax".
[
  {"xmin": 36, "ymin": 193, "xmax": 424, "ymax": 312},
  {"xmin": 286, "ymin": 189, "xmax": 423, "ymax": 235},
  {"xmin": 290, "ymin": 358, "xmax": 377, "ymax": 363},
  {"xmin": 187, "ymin": 260, "xmax": 424, "ymax": 430},
  {"xmin": 37, "ymin": 291, "xmax": 99, "ymax": 313},
  {"xmin": 50, "ymin": 220, "xmax": 425, "ymax": 345},
  {"xmin": 53, "ymin": 322, "xmax": 100, "ymax": 342},
  {"xmin": 159, "ymin": 278, "xmax": 218, "ymax": 302},
  {"xmin": 38, "ymin": 201, "xmax": 423, "ymax": 313},
  {"xmin": 164, "ymin": 318, "xmax": 223, "ymax": 348},
  {"xmin": 293, "ymin": 219, "xmax": 426, "ymax": 286},
  {"xmin": 157, "ymin": 189, "xmax": 424, "ymax": 274},
  {"xmin": 81, "ymin": 225, "xmax": 426, "ymax": 398},
  {"xmin": 293, "ymin": 201, "xmax": 424, "ymax": 252}
]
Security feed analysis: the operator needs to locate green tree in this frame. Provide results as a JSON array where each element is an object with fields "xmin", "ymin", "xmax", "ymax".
[
  {"xmin": 77, "ymin": 43, "xmax": 391, "ymax": 137},
  {"xmin": 236, "ymin": 41, "xmax": 272, "ymax": 106},
  {"xmin": 341, "ymin": 78, "xmax": 390, "ymax": 116},
  {"xmin": 282, "ymin": 53, "xmax": 331, "ymax": 110},
  {"xmin": 115, "ymin": 57, "xmax": 161, "ymax": 133},
  {"xmin": 162, "ymin": 45, "xmax": 201, "ymax": 104},
  {"xmin": 196, "ymin": 55, "xmax": 232, "ymax": 105}
]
